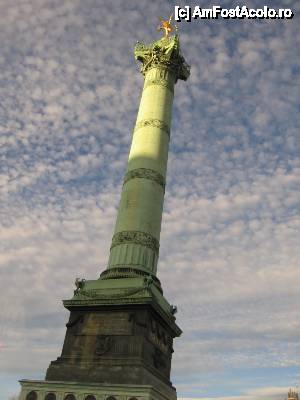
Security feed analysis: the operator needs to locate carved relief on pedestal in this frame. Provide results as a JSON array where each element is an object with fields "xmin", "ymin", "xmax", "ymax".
[
  {"xmin": 128, "ymin": 312, "xmax": 148, "ymax": 330},
  {"xmin": 95, "ymin": 335, "xmax": 114, "ymax": 356},
  {"xmin": 148, "ymin": 317, "xmax": 169, "ymax": 355},
  {"xmin": 82, "ymin": 312, "xmax": 133, "ymax": 336},
  {"xmin": 152, "ymin": 347, "xmax": 166, "ymax": 370}
]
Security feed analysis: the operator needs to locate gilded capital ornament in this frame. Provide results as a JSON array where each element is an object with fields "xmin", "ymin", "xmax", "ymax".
[{"xmin": 134, "ymin": 35, "xmax": 190, "ymax": 81}]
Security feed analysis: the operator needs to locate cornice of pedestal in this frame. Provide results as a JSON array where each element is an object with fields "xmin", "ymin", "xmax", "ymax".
[
  {"xmin": 134, "ymin": 34, "xmax": 190, "ymax": 81},
  {"xmin": 62, "ymin": 275, "xmax": 181, "ymax": 336}
]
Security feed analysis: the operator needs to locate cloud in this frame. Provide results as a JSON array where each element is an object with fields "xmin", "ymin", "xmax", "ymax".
[
  {"xmin": 1, "ymin": 0, "xmax": 300, "ymax": 399},
  {"xmin": 179, "ymin": 385, "xmax": 291, "ymax": 400}
]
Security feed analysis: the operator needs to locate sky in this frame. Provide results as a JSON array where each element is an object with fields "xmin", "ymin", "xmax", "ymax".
[{"xmin": 0, "ymin": 0, "xmax": 299, "ymax": 399}]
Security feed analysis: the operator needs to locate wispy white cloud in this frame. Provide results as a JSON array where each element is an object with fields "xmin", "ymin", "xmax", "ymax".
[
  {"xmin": 1, "ymin": 0, "xmax": 300, "ymax": 399},
  {"xmin": 179, "ymin": 384, "xmax": 291, "ymax": 400}
]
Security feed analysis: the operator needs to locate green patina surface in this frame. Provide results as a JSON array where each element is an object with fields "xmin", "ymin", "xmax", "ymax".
[
  {"xmin": 107, "ymin": 35, "xmax": 190, "ymax": 276},
  {"xmin": 62, "ymin": 34, "xmax": 190, "ymax": 327},
  {"xmin": 64, "ymin": 276, "xmax": 180, "ymax": 334},
  {"xmin": 64, "ymin": 35, "xmax": 190, "ymax": 320}
]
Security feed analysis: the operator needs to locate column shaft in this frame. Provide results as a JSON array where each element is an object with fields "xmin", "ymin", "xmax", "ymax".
[{"xmin": 108, "ymin": 67, "xmax": 175, "ymax": 275}]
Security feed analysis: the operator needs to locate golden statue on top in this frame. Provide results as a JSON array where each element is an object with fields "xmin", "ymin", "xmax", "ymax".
[
  {"xmin": 288, "ymin": 389, "xmax": 299, "ymax": 400},
  {"xmin": 157, "ymin": 14, "xmax": 176, "ymax": 37}
]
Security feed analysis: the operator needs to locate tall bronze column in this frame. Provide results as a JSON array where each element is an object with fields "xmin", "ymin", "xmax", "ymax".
[
  {"xmin": 106, "ymin": 34, "xmax": 189, "ymax": 278},
  {"xmin": 19, "ymin": 29, "xmax": 190, "ymax": 400}
]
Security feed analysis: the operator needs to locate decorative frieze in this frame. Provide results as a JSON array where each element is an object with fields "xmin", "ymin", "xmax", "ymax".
[
  {"xmin": 77, "ymin": 287, "xmax": 147, "ymax": 300},
  {"xmin": 144, "ymin": 78, "xmax": 174, "ymax": 94},
  {"xmin": 133, "ymin": 119, "xmax": 170, "ymax": 138},
  {"xmin": 123, "ymin": 168, "xmax": 165, "ymax": 190},
  {"xmin": 111, "ymin": 231, "xmax": 159, "ymax": 254}
]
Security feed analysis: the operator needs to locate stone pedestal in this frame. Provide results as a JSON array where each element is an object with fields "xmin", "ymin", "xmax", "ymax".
[{"xmin": 19, "ymin": 277, "xmax": 180, "ymax": 400}]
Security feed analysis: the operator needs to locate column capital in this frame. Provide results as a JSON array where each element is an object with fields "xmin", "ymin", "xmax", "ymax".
[{"xmin": 134, "ymin": 35, "xmax": 190, "ymax": 81}]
